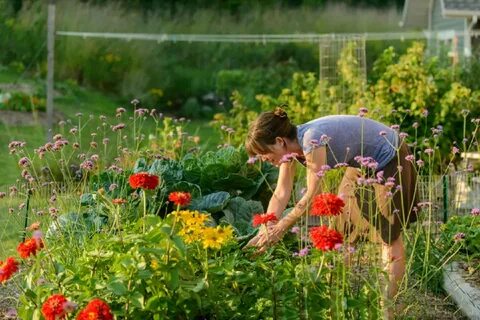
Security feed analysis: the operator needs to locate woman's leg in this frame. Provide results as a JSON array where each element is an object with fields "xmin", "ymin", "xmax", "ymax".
[{"xmin": 381, "ymin": 234, "xmax": 406, "ymax": 319}]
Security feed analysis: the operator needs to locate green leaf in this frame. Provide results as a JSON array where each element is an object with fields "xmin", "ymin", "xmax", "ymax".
[
  {"xmin": 170, "ymin": 181, "xmax": 201, "ymax": 199},
  {"xmin": 190, "ymin": 191, "xmax": 230, "ymax": 213},
  {"xmin": 168, "ymin": 268, "xmax": 179, "ymax": 290},
  {"xmin": 24, "ymin": 289, "xmax": 37, "ymax": 301},
  {"xmin": 133, "ymin": 158, "xmax": 148, "ymax": 173},
  {"xmin": 145, "ymin": 296, "xmax": 162, "ymax": 310},
  {"xmin": 192, "ymin": 278, "xmax": 206, "ymax": 293},
  {"xmin": 107, "ymin": 279, "xmax": 128, "ymax": 296},
  {"xmin": 199, "ymin": 164, "xmax": 228, "ymax": 189},
  {"xmin": 80, "ymin": 193, "xmax": 95, "ymax": 206},
  {"xmin": 211, "ymin": 174, "xmax": 257, "ymax": 197},
  {"xmin": 223, "ymin": 197, "xmax": 263, "ymax": 236},
  {"xmin": 32, "ymin": 309, "xmax": 41, "ymax": 320},
  {"xmin": 149, "ymin": 158, "xmax": 183, "ymax": 185},
  {"xmin": 182, "ymin": 157, "xmax": 202, "ymax": 184},
  {"xmin": 130, "ymin": 291, "xmax": 144, "ymax": 309}
]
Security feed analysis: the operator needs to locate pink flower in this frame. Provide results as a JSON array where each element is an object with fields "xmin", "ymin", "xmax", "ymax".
[
  {"xmin": 279, "ymin": 153, "xmax": 299, "ymax": 164},
  {"xmin": 471, "ymin": 208, "xmax": 480, "ymax": 216},
  {"xmin": 290, "ymin": 226, "xmax": 300, "ymax": 234},
  {"xmin": 112, "ymin": 123, "xmax": 126, "ymax": 132},
  {"xmin": 247, "ymin": 156, "xmax": 258, "ymax": 164},
  {"xmin": 18, "ymin": 157, "xmax": 30, "ymax": 168}
]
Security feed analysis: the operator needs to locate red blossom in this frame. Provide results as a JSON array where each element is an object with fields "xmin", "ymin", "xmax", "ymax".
[
  {"xmin": 17, "ymin": 238, "xmax": 44, "ymax": 259},
  {"xmin": 309, "ymin": 225, "xmax": 343, "ymax": 252},
  {"xmin": 129, "ymin": 172, "xmax": 159, "ymax": 190},
  {"xmin": 311, "ymin": 193, "xmax": 345, "ymax": 216},
  {"xmin": 0, "ymin": 257, "xmax": 19, "ymax": 283},
  {"xmin": 76, "ymin": 299, "xmax": 113, "ymax": 320},
  {"xmin": 252, "ymin": 213, "xmax": 278, "ymax": 227},
  {"xmin": 168, "ymin": 192, "xmax": 192, "ymax": 207},
  {"xmin": 41, "ymin": 294, "xmax": 69, "ymax": 320}
]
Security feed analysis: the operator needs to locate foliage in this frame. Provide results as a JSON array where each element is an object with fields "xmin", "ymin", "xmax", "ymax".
[
  {"xmin": 0, "ymin": 90, "xmax": 46, "ymax": 112},
  {"xmin": 440, "ymin": 214, "xmax": 480, "ymax": 259},
  {"xmin": 16, "ymin": 212, "xmax": 383, "ymax": 319},
  {"xmin": 213, "ymin": 42, "xmax": 480, "ymax": 171},
  {"xmin": 0, "ymin": 1, "xmax": 403, "ymax": 116}
]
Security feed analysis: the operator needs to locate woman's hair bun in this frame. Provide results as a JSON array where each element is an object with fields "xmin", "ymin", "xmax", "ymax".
[{"xmin": 274, "ymin": 106, "xmax": 288, "ymax": 118}]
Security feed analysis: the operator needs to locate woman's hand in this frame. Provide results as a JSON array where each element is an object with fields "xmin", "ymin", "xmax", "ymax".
[{"xmin": 245, "ymin": 222, "xmax": 288, "ymax": 253}]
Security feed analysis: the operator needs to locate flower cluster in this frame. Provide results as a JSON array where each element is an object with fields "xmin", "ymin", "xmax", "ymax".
[
  {"xmin": 168, "ymin": 191, "xmax": 192, "ymax": 207},
  {"xmin": 252, "ymin": 213, "xmax": 278, "ymax": 227},
  {"xmin": 309, "ymin": 225, "xmax": 343, "ymax": 252},
  {"xmin": 173, "ymin": 210, "xmax": 234, "ymax": 249},
  {"xmin": 279, "ymin": 153, "xmax": 299, "ymax": 164},
  {"xmin": 311, "ymin": 193, "xmax": 344, "ymax": 216},
  {"xmin": 129, "ymin": 172, "xmax": 160, "ymax": 190},
  {"xmin": 41, "ymin": 294, "xmax": 71, "ymax": 320},
  {"xmin": 17, "ymin": 237, "xmax": 44, "ymax": 258},
  {"xmin": 354, "ymin": 156, "xmax": 378, "ymax": 170},
  {"xmin": 77, "ymin": 299, "xmax": 113, "ymax": 320},
  {"xmin": 0, "ymin": 257, "xmax": 18, "ymax": 283}
]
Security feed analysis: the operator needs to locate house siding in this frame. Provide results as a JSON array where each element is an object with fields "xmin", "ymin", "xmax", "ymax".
[{"xmin": 431, "ymin": 0, "xmax": 466, "ymax": 57}]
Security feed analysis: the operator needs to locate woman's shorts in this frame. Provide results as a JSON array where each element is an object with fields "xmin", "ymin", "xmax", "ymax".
[{"xmin": 338, "ymin": 143, "xmax": 419, "ymax": 245}]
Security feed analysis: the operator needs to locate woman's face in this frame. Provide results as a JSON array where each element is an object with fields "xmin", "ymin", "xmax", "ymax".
[{"xmin": 258, "ymin": 138, "xmax": 287, "ymax": 166}]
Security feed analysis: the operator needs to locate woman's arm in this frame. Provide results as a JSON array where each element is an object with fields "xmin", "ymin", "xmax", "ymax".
[
  {"xmin": 267, "ymin": 161, "xmax": 296, "ymax": 219},
  {"xmin": 247, "ymin": 147, "xmax": 327, "ymax": 251},
  {"xmin": 275, "ymin": 147, "xmax": 326, "ymax": 230}
]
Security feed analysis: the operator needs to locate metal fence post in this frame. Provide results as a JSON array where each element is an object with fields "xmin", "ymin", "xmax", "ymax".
[{"xmin": 443, "ymin": 175, "xmax": 449, "ymax": 222}]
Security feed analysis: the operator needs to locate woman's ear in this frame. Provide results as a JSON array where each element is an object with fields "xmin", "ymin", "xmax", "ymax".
[{"xmin": 275, "ymin": 137, "xmax": 285, "ymax": 147}]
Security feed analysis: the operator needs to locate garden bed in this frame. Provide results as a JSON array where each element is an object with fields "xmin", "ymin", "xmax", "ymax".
[{"xmin": 443, "ymin": 261, "xmax": 480, "ymax": 319}]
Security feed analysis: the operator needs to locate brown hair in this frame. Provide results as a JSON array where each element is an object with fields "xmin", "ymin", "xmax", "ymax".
[{"xmin": 245, "ymin": 107, "xmax": 297, "ymax": 156}]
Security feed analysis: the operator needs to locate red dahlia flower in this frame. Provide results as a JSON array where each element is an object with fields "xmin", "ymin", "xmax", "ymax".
[
  {"xmin": 0, "ymin": 257, "xmax": 19, "ymax": 283},
  {"xmin": 252, "ymin": 213, "xmax": 278, "ymax": 227},
  {"xmin": 309, "ymin": 225, "xmax": 343, "ymax": 252},
  {"xmin": 311, "ymin": 193, "xmax": 345, "ymax": 216},
  {"xmin": 17, "ymin": 238, "xmax": 44, "ymax": 258},
  {"xmin": 41, "ymin": 294, "xmax": 69, "ymax": 320},
  {"xmin": 76, "ymin": 299, "xmax": 113, "ymax": 320},
  {"xmin": 168, "ymin": 191, "xmax": 192, "ymax": 207},
  {"xmin": 129, "ymin": 172, "xmax": 159, "ymax": 190}
]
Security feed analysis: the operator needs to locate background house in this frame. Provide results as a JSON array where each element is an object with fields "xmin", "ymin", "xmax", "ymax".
[{"xmin": 402, "ymin": 0, "xmax": 480, "ymax": 58}]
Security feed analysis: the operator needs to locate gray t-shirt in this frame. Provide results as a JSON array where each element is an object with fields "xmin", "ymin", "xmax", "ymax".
[{"xmin": 296, "ymin": 115, "xmax": 398, "ymax": 170}]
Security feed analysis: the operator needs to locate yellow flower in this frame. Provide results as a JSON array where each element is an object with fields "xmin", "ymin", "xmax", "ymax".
[
  {"xmin": 202, "ymin": 227, "xmax": 224, "ymax": 250},
  {"xmin": 151, "ymin": 259, "xmax": 159, "ymax": 270},
  {"xmin": 179, "ymin": 223, "xmax": 205, "ymax": 244},
  {"xmin": 215, "ymin": 225, "xmax": 234, "ymax": 243}
]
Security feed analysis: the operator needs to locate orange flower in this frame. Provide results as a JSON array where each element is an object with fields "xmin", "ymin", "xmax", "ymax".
[
  {"xmin": 0, "ymin": 257, "xmax": 18, "ymax": 283},
  {"xmin": 168, "ymin": 192, "xmax": 192, "ymax": 207},
  {"xmin": 41, "ymin": 294, "xmax": 69, "ymax": 320},
  {"xmin": 309, "ymin": 225, "xmax": 343, "ymax": 252},
  {"xmin": 129, "ymin": 172, "xmax": 159, "ymax": 190},
  {"xmin": 252, "ymin": 213, "xmax": 277, "ymax": 227},
  {"xmin": 26, "ymin": 221, "xmax": 41, "ymax": 231},
  {"xmin": 17, "ymin": 238, "xmax": 44, "ymax": 258},
  {"xmin": 311, "ymin": 193, "xmax": 344, "ymax": 216},
  {"xmin": 76, "ymin": 298, "xmax": 113, "ymax": 320}
]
